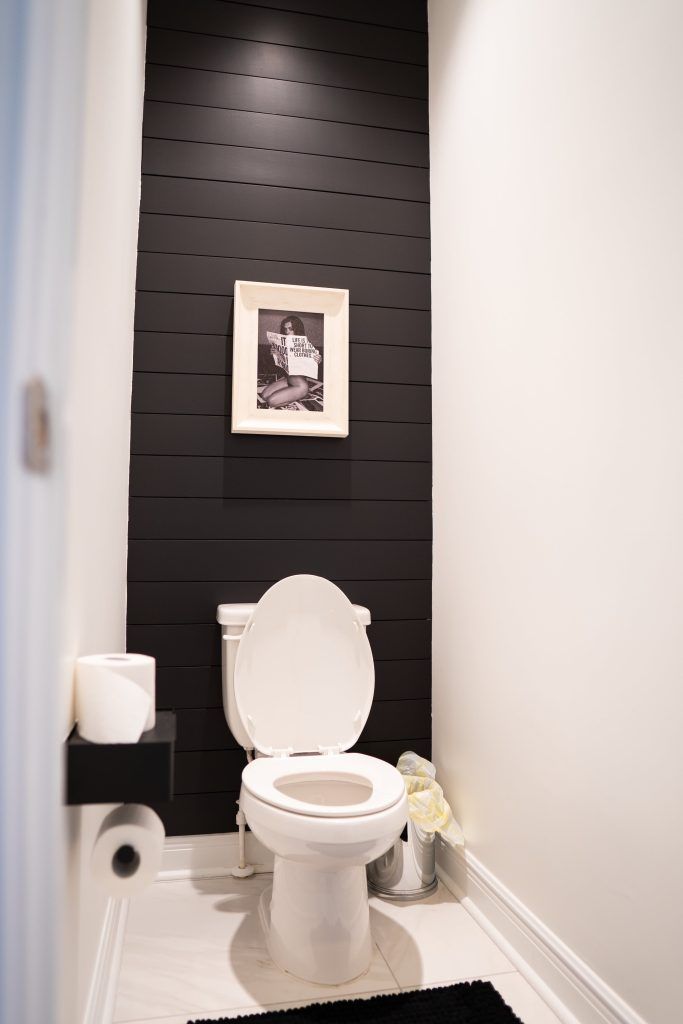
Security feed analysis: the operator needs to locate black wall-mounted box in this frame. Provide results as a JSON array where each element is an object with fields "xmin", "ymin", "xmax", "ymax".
[{"xmin": 66, "ymin": 711, "xmax": 176, "ymax": 805}]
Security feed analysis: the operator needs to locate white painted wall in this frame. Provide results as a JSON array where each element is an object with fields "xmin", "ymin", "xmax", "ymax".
[
  {"xmin": 429, "ymin": 3, "xmax": 683, "ymax": 1023},
  {"xmin": 60, "ymin": 2, "xmax": 146, "ymax": 1021},
  {"xmin": 0, "ymin": 1, "xmax": 88, "ymax": 1019}
]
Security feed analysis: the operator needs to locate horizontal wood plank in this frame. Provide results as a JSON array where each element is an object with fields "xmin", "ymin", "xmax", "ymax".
[
  {"xmin": 171, "ymin": 699, "xmax": 431, "ymax": 752},
  {"xmin": 136, "ymin": 252, "xmax": 430, "ymax": 309},
  {"xmin": 134, "ymin": 332, "xmax": 228, "ymax": 374},
  {"xmin": 146, "ymin": 29, "xmax": 427, "ymax": 99},
  {"xmin": 132, "ymin": 372, "xmax": 229, "ymax": 416},
  {"xmin": 130, "ymin": 577, "xmax": 431, "ymax": 622},
  {"xmin": 147, "ymin": 0, "xmax": 428, "ymax": 65},
  {"xmin": 129, "ymin": 493, "xmax": 431, "ymax": 539},
  {"xmin": 129, "ymin": 455, "xmax": 431, "ymax": 500},
  {"xmin": 155, "ymin": 659, "xmax": 430, "ymax": 712},
  {"xmin": 217, "ymin": 0, "xmax": 427, "ymax": 33},
  {"xmin": 127, "ymin": 619, "xmax": 429, "ymax": 666},
  {"xmin": 154, "ymin": 658, "xmax": 431, "ymax": 709},
  {"xmin": 128, "ymin": 497, "xmax": 431, "ymax": 541},
  {"xmin": 142, "ymin": 139, "xmax": 429, "ymax": 203},
  {"xmin": 353, "ymin": 735, "xmax": 431, "ymax": 763},
  {"xmin": 174, "ymin": 749, "xmax": 248, "ymax": 794},
  {"xmin": 156, "ymin": 666, "xmax": 223, "ymax": 709},
  {"xmin": 130, "ymin": 415, "xmax": 431, "ymax": 460},
  {"xmin": 141, "ymin": 177, "xmax": 430, "ymax": 237},
  {"xmin": 134, "ymin": 296, "xmax": 431, "ymax": 346},
  {"xmin": 131, "ymin": 374, "xmax": 431, "ymax": 423},
  {"xmin": 134, "ymin": 338, "xmax": 429, "ymax": 384},
  {"xmin": 128, "ymin": 537, "xmax": 431, "ymax": 581},
  {"xmin": 143, "ymin": 68, "xmax": 428, "ymax": 134},
  {"xmin": 143, "ymin": 102, "xmax": 429, "ymax": 168},
  {"xmin": 150, "ymin": 790, "xmax": 241, "ymax": 835},
  {"xmin": 138, "ymin": 214, "xmax": 430, "ymax": 274},
  {"xmin": 133, "ymin": 336, "xmax": 431, "ymax": 382}
]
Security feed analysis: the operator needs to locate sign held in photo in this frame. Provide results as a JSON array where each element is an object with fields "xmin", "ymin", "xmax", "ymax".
[{"xmin": 266, "ymin": 332, "xmax": 321, "ymax": 380}]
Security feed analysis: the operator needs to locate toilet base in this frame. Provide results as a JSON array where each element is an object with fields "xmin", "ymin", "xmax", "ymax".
[{"xmin": 259, "ymin": 856, "xmax": 373, "ymax": 985}]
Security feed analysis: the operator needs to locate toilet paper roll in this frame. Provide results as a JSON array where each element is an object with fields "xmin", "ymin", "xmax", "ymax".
[
  {"xmin": 75, "ymin": 667, "xmax": 150, "ymax": 743},
  {"xmin": 91, "ymin": 804, "xmax": 165, "ymax": 897},
  {"xmin": 76, "ymin": 653, "xmax": 156, "ymax": 740}
]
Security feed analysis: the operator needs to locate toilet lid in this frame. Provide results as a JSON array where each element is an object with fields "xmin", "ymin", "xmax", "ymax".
[{"xmin": 234, "ymin": 576, "xmax": 374, "ymax": 756}]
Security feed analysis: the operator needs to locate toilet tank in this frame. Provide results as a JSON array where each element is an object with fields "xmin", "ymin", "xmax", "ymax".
[{"xmin": 216, "ymin": 601, "xmax": 371, "ymax": 751}]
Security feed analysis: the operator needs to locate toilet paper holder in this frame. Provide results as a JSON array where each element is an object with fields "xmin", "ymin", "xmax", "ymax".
[{"xmin": 66, "ymin": 710, "xmax": 176, "ymax": 806}]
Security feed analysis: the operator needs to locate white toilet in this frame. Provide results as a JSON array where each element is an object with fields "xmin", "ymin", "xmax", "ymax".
[{"xmin": 217, "ymin": 575, "xmax": 408, "ymax": 985}]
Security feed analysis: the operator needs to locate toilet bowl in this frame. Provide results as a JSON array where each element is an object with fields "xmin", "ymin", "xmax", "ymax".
[
  {"xmin": 242, "ymin": 753, "xmax": 406, "ymax": 984},
  {"xmin": 217, "ymin": 576, "xmax": 408, "ymax": 985}
]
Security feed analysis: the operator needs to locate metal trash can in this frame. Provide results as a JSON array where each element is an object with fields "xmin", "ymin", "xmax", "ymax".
[{"xmin": 367, "ymin": 819, "xmax": 437, "ymax": 900}]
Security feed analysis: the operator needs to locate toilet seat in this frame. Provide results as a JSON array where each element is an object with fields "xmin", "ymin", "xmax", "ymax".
[{"xmin": 241, "ymin": 752, "xmax": 406, "ymax": 819}]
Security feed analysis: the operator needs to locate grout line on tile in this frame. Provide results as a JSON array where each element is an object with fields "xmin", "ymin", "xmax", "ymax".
[
  {"xmin": 397, "ymin": 968, "xmax": 520, "ymax": 992},
  {"xmin": 373, "ymin": 940, "xmax": 402, "ymax": 990},
  {"xmin": 123, "ymin": 933, "xmax": 272, "ymax": 955}
]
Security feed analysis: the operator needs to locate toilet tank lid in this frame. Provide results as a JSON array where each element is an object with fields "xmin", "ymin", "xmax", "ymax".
[
  {"xmin": 217, "ymin": 603, "xmax": 257, "ymax": 626},
  {"xmin": 217, "ymin": 601, "xmax": 370, "ymax": 627}
]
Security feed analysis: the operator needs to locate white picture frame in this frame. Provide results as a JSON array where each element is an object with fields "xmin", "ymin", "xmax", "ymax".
[{"xmin": 231, "ymin": 280, "xmax": 349, "ymax": 438}]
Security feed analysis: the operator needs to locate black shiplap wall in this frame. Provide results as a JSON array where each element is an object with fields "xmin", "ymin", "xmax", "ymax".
[{"xmin": 127, "ymin": 0, "xmax": 431, "ymax": 836}]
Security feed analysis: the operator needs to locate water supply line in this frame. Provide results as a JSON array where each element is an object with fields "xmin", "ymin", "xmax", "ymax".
[{"xmin": 230, "ymin": 747, "xmax": 256, "ymax": 878}]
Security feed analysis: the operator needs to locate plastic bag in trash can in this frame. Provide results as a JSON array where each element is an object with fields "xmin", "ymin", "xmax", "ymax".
[{"xmin": 397, "ymin": 751, "xmax": 464, "ymax": 848}]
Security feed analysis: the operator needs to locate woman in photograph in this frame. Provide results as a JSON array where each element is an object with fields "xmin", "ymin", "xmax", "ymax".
[{"xmin": 261, "ymin": 315, "xmax": 321, "ymax": 408}]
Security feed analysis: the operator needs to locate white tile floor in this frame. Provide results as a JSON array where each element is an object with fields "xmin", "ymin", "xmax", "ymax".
[{"xmin": 113, "ymin": 873, "xmax": 564, "ymax": 1024}]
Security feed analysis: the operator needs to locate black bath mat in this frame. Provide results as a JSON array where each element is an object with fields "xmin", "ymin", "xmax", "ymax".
[{"xmin": 188, "ymin": 980, "xmax": 522, "ymax": 1023}]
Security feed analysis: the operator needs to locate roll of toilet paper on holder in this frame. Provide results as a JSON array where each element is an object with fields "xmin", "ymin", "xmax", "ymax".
[
  {"xmin": 91, "ymin": 804, "xmax": 165, "ymax": 897},
  {"xmin": 76, "ymin": 653, "xmax": 156, "ymax": 743}
]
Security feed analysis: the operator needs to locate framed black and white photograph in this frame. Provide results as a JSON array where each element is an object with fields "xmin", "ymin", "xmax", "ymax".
[{"xmin": 231, "ymin": 281, "xmax": 349, "ymax": 437}]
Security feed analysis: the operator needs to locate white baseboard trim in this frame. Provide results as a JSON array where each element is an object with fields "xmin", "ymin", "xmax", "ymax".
[
  {"xmin": 437, "ymin": 843, "xmax": 648, "ymax": 1024},
  {"xmin": 82, "ymin": 897, "xmax": 129, "ymax": 1024},
  {"xmin": 160, "ymin": 832, "xmax": 274, "ymax": 881}
]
